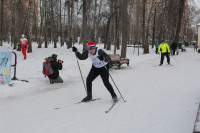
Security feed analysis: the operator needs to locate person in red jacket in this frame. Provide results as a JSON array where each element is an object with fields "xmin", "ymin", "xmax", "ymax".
[{"xmin": 19, "ymin": 34, "xmax": 28, "ymax": 60}]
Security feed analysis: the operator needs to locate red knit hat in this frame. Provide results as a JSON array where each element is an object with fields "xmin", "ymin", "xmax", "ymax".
[{"xmin": 87, "ymin": 41, "xmax": 96, "ymax": 50}]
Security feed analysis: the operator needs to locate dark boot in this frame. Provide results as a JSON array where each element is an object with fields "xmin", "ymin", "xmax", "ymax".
[
  {"xmin": 82, "ymin": 93, "xmax": 92, "ymax": 102},
  {"xmin": 112, "ymin": 95, "xmax": 118, "ymax": 102},
  {"xmin": 49, "ymin": 79, "xmax": 54, "ymax": 84}
]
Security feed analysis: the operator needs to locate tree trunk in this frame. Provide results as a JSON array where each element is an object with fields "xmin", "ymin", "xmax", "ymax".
[
  {"xmin": 142, "ymin": 0, "xmax": 146, "ymax": 49},
  {"xmin": 12, "ymin": 0, "xmax": 17, "ymax": 49},
  {"xmin": 107, "ymin": 0, "xmax": 114, "ymax": 50},
  {"xmin": 67, "ymin": 0, "xmax": 73, "ymax": 49},
  {"xmin": 34, "ymin": 0, "xmax": 38, "ymax": 44},
  {"xmin": 114, "ymin": 0, "xmax": 119, "ymax": 54},
  {"xmin": 104, "ymin": 15, "xmax": 111, "ymax": 49},
  {"xmin": 152, "ymin": 5, "xmax": 156, "ymax": 49},
  {"xmin": 93, "ymin": 0, "xmax": 97, "ymax": 43},
  {"xmin": 60, "ymin": 0, "xmax": 63, "ymax": 47},
  {"xmin": 82, "ymin": 0, "xmax": 87, "ymax": 51},
  {"xmin": 175, "ymin": 0, "xmax": 185, "ymax": 43},
  {"xmin": 27, "ymin": 0, "xmax": 34, "ymax": 53},
  {"xmin": 121, "ymin": 0, "xmax": 128, "ymax": 58},
  {"xmin": 0, "ymin": 0, "xmax": 4, "ymax": 46},
  {"xmin": 144, "ymin": 0, "xmax": 157, "ymax": 54},
  {"xmin": 44, "ymin": 0, "xmax": 48, "ymax": 48},
  {"xmin": 50, "ymin": 0, "xmax": 57, "ymax": 48},
  {"xmin": 38, "ymin": 0, "xmax": 44, "ymax": 48}
]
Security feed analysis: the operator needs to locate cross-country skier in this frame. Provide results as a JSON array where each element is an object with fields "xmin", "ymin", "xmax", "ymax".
[
  {"xmin": 158, "ymin": 40, "xmax": 170, "ymax": 65},
  {"xmin": 72, "ymin": 41, "xmax": 118, "ymax": 102},
  {"xmin": 18, "ymin": 34, "xmax": 28, "ymax": 60}
]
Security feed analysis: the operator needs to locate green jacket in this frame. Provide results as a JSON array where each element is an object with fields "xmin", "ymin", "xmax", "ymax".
[{"xmin": 158, "ymin": 43, "xmax": 170, "ymax": 53}]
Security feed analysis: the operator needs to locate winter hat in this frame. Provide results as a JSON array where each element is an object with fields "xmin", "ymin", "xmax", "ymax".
[
  {"xmin": 87, "ymin": 41, "xmax": 96, "ymax": 50},
  {"xmin": 21, "ymin": 34, "xmax": 24, "ymax": 38},
  {"xmin": 161, "ymin": 40, "xmax": 165, "ymax": 42}
]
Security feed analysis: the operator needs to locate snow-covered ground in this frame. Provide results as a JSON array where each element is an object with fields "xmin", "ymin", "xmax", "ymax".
[{"xmin": 1, "ymin": 43, "xmax": 200, "ymax": 133}]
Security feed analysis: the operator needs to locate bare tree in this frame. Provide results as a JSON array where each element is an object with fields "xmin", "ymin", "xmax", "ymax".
[
  {"xmin": 144, "ymin": 0, "xmax": 157, "ymax": 54},
  {"xmin": 142, "ymin": 0, "xmax": 146, "ymax": 49},
  {"xmin": 175, "ymin": 0, "xmax": 185, "ymax": 43},
  {"xmin": 44, "ymin": 0, "xmax": 48, "ymax": 48},
  {"xmin": 50, "ymin": 0, "xmax": 57, "ymax": 48},
  {"xmin": 0, "ymin": 0, "xmax": 4, "ymax": 46},
  {"xmin": 82, "ymin": 0, "xmax": 87, "ymax": 51},
  {"xmin": 121, "ymin": 0, "xmax": 128, "ymax": 58},
  {"xmin": 67, "ymin": 0, "xmax": 74, "ymax": 49},
  {"xmin": 11, "ymin": 0, "xmax": 17, "ymax": 49},
  {"xmin": 27, "ymin": 0, "xmax": 34, "ymax": 53},
  {"xmin": 60, "ymin": 0, "xmax": 63, "ymax": 47},
  {"xmin": 38, "ymin": 0, "xmax": 44, "ymax": 48}
]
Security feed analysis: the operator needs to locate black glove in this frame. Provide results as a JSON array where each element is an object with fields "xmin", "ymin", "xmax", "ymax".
[
  {"xmin": 72, "ymin": 46, "xmax": 77, "ymax": 52},
  {"xmin": 24, "ymin": 46, "xmax": 26, "ymax": 48},
  {"xmin": 98, "ymin": 56, "xmax": 104, "ymax": 61}
]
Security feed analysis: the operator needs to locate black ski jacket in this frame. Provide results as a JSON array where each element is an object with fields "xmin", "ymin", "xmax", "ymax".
[
  {"xmin": 47, "ymin": 58, "xmax": 62, "ymax": 79},
  {"xmin": 75, "ymin": 47, "xmax": 111, "ymax": 63}
]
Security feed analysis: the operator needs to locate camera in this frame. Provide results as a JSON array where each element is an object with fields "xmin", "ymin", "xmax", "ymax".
[{"xmin": 58, "ymin": 60, "xmax": 63, "ymax": 63}]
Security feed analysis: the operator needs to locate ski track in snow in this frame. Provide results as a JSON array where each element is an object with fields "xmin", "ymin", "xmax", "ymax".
[{"xmin": 1, "ymin": 43, "xmax": 200, "ymax": 133}]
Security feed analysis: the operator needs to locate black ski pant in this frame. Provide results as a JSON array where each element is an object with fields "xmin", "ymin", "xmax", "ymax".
[
  {"xmin": 172, "ymin": 49, "xmax": 176, "ymax": 55},
  {"xmin": 155, "ymin": 48, "xmax": 158, "ymax": 54},
  {"xmin": 86, "ymin": 64, "xmax": 117, "ymax": 98},
  {"xmin": 160, "ymin": 53, "xmax": 170, "ymax": 65}
]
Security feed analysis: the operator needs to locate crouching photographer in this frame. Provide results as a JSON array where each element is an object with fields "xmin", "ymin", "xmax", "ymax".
[{"xmin": 43, "ymin": 54, "xmax": 63, "ymax": 84}]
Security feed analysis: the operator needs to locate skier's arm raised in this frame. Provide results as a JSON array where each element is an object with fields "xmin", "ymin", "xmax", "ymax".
[{"xmin": 72, "ymin": 46, "xmax": 88, "ymax": 60}]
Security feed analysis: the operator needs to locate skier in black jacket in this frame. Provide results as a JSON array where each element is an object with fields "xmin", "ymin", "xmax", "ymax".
[
  {"xmin": 47, "ymin": 54, "xmax": 63, "ymax": 84},
  {"xmin": 72, "ymin": 41, "xmax": 118, "ymax": 102},
  {"xmin": 171, "ymin": 41, "xmax": 177, "ymax": 55}
]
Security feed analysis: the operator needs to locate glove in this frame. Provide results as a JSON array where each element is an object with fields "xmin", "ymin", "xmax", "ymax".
[
  {"xmin": 24, "ymin": 46, "xmax": 26, "ymax": 48},
  {"xmin": 98, "ymin": 56, "xmax": 104, "ymax": 61},
  {"xmin": 72, "ymin": 46, "xmax": 77, "ymax": 52}
]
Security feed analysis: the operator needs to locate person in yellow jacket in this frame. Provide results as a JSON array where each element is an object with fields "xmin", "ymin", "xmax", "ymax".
[{"xmin": 158, "ymin": 40, "xmax": 170, "ymax": 65}]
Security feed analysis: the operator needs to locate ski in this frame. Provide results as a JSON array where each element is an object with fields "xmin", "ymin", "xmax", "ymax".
[
  {"xmin": 105, "ymin": 99, "xmax": 119, "ymax": 113},
  {"xmin": 74, "ymin": 98, "xmax": 102, "ymax": 104},
  {"xmin": 54, "ymin": 98, "xmax": 101, "ymax": 110},
  {"xmin": 153, "ymin": 64, "xmax": 174, "ymax": 67}
]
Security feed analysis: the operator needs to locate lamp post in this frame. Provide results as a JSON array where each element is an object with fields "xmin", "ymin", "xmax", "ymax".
[{"xmin": 197, "ymin": 23, "xmax": 200, "ymax": 48}]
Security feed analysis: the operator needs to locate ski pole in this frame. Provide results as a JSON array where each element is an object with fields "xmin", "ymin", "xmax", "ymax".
[
  {"xmin": 73, "ymin": 45, "xmax": 87, "ymax": 94},
  {"xmin": 103, "ymin": 63, "xmax": 126, "ymax": 102}
]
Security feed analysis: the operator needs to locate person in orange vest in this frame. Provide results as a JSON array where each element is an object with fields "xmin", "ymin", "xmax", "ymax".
[{"xmin": 18, "ymin": 34, "xmax": 28, "ymax": 60}]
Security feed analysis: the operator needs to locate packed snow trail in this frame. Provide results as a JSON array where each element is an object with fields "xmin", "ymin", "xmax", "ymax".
[{"xmin": 1, "ymin": 44, "xmax": 200, "ymax": 133}]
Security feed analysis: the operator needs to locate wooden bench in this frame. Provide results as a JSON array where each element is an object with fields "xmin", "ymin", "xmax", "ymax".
[{"xmin": 109, "ymin": 54, "xmax": 129, "ymax": 69}]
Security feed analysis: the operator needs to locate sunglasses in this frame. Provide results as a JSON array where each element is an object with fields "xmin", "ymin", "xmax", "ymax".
[{"xmin": 87, "ymin": 46, "xmax": 96, "ymax": 50}]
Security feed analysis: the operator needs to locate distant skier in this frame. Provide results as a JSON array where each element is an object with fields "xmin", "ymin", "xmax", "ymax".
[
  {"xmin": 193, "ymin": 43, "xmax": 198, "ymax": 52},
  {"xmin": 171, "ymin": 41, "xmax": 177, "ymax": 55},
  {"xmin": 72, "ymin": 41, "xmax": 118, "ymax": 102},
  {"xmin": 158, "ymin": 40, "xmax": 170, "ymax": 65},
  {"xmin": 18, "ymin": 34, "xmax": 28, "ymax": 60},
  {"xmin": 155, "ymin": 40, "xmax": 159, "ymax": 54}
]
